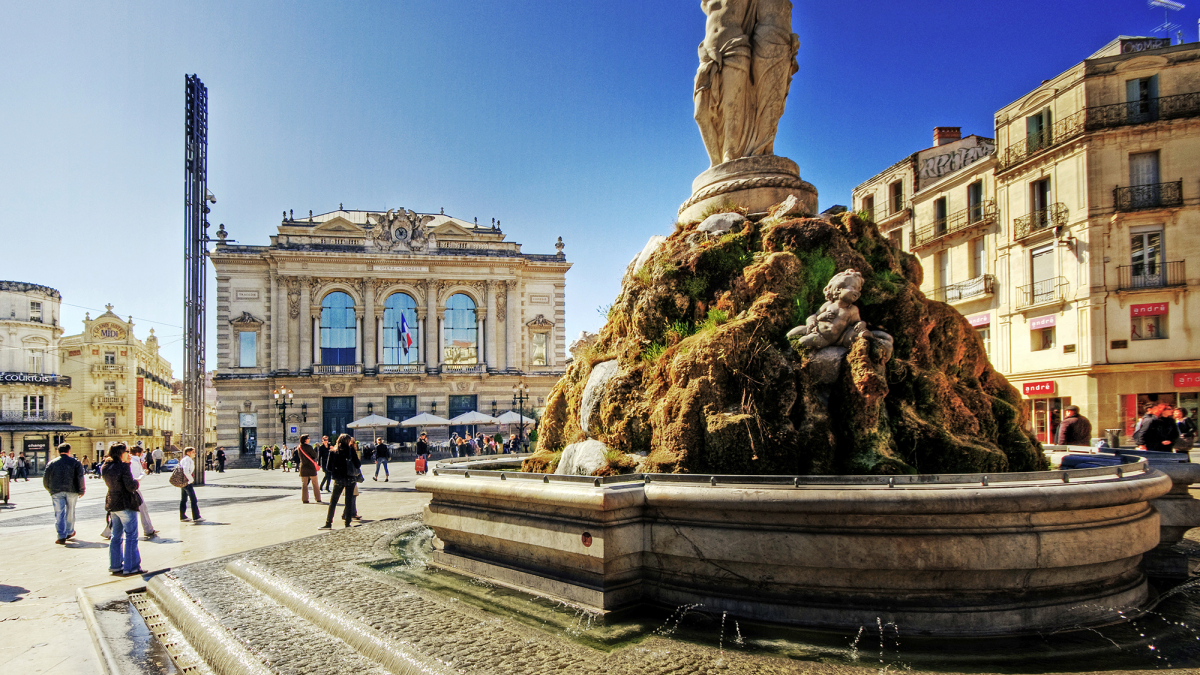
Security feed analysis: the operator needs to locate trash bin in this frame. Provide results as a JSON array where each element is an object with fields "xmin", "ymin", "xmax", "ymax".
[
  {"xmin": 1105, "ymin": 429, "xmax": 1123, "ymax": 448},
  {"xmin": 0, "ymin": 470, "xmax": 8, "ymax": 504}
]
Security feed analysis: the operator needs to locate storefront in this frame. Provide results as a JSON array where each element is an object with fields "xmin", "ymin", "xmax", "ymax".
[{"xmin": 1021, "ymin": 380, "xmax": 1070, "ymax": 445}]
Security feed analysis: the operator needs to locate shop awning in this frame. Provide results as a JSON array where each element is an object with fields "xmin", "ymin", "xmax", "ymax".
[{"xmin": 0, "ymin": 423, "xmax": 92, "ymax": 433}]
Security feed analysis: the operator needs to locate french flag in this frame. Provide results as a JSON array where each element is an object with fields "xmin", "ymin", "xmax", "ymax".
[{"xmin": 398, "ymin": 314, "xmax": 413, "ymax": 356}]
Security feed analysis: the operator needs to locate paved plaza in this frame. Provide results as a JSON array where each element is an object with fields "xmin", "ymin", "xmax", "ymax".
[{"xmin": 0, "ymin": 462, "xmax": 431, "ymax": 675}]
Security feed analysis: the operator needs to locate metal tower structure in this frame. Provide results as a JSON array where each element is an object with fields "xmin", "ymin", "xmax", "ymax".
[{"xmin": 183, "ymin": 74, "xmax": 212, "ymax": 486}]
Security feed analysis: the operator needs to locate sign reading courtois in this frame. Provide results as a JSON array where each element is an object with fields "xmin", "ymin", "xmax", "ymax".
[{"xmin": 0, "ymin": 372, "xmax": 71, "ymax": 386}]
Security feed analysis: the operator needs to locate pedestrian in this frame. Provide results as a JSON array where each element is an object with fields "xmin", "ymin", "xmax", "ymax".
[
  {"xmin": 318, "ymin": 436, "xmax": 333, "ymax": 492},
  {"xmin": 129, "ymin": 447, "xmax": 157, "ymax": 539},
  {"xmin": 152, "ymin": 446, "xmax": 164, "ymax": 474},
  {"xmin": 372, "ymin": 437, "xmax": 390, "ymax": 481},
  {"xmin": 415, "ymin": 432, "xmax": 430, "ymax": 475},
  {"xmin": 282, "ymin": 444, "xmax": 293, "ymax": 473},
  {"xmin": 178, "ymin": 447, "xmax": 203, "ymax": 523},
  {"xmin": 3, "ymin": 451, "xmax": 14, "ymax": 475},
  {"xmin": 262, "ymin": 446, "xmax": 272, "ymax": 470},
  {"xmin": 1135, "ymin": 402, "xmax": 1180, "ymax": 451},
  {"xmin": 101, "ymin": 443, "xmax": 145, "ymax": 577},
  {"xmin": 43, "ymin": 442, "xmax": 85, "ymax": 545},
  {"xmin": 296, "ymin": 435, "xmax": 322, "ymax": 504},
  {"xmin": 1055, "ymin": 405, "xmax": 1092, "ymax": 447},
  {"xmin": 320, "ymin": 434, "xmax": 361, "ymax": 529},
  {"xmin": 216, "ymin": 446, "xmax": 226, "ymax": 473},
  {"xmin": 449, "ymin": 433, "xmax": 459, "ymax": 458},
  {"xmin": 15, "ymin": 454, "xmax": 29, "ymax": 480},
  {"xmin": 1173, "ymin": 408, "xmax": 1197, "ymax": 452}
]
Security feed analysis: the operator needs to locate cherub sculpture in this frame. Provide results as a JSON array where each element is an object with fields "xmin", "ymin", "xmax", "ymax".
[{"xmin": 788, "ymin": 269, "xmax": 869, "ymax": 350}]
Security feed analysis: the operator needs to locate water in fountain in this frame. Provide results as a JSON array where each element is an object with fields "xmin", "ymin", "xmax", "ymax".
[{"xmin": 369, "ymin": 527, "xmax": 1200, "ymax": 671}]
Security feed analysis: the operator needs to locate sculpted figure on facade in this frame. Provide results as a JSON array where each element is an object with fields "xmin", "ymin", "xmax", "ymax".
[
  {"xmin": 694, "ymin": 0, "xmax": 800, "ymax": 166},
  {"xmin": 366, "ymin": 209, "xmax": 436, "ymax": 253},
  {"xmin": 287, "ymin": 279, "xmax": 301, "ymax": 319}
]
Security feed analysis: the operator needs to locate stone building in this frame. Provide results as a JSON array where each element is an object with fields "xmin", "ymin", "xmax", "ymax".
[
  {"xmin": 0, "ymin": 281, "xmax": 84, "ymax": 472},
  {"xmin": 208, "ymin": 208, "xmax": 570, "ymax": 460},
  {"xmin": 59, "ymin": 307, "xmax": 176, "ymax": 462},
  {"xmin": 852, "ymin": 36, "xmax": 1200, "ymax": 443}
]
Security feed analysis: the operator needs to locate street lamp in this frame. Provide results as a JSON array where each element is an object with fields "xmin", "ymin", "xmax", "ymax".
[
  {"xmin": 273, "ymin": 388, "xmax": 293, "ymax": 444},
  {"xmin": 512, "ymin": 380, "xmax": 530, "ymax": 451}
]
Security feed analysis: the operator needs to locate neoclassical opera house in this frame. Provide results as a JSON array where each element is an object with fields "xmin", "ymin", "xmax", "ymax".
[{"xmin": 209, "ymin": 208, "xmax": 570, "ymax": 459}]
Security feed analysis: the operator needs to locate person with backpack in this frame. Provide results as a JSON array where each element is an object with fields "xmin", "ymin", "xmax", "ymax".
[
  {"xmin": 43, "ymin": 443, "xmax": 85, "ymax": 545},
  {"xmin": 320, "ymin": 434, "xmax": 360, "ymax": 529},
  {"xmin": 372, "ymin": 437, "xmax": 391, "ymax": 482}
]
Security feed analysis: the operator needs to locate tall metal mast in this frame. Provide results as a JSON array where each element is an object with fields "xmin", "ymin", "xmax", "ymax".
[{"xmin": 183, "ymin": 74, "xmax": 211, "ymax": 486}]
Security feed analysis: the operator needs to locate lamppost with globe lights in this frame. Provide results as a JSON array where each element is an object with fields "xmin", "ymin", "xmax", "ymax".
[
  {"xmin": 511, "ymin": 380, "xmax": 530, "ymax": 451},
  {"xmin": 273, "ymin": 387, "xmax": 293, "ymax": 447}
]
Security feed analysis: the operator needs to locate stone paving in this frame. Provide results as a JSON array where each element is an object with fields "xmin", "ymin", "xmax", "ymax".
[{"xmin": 0, "ymin": 462, "xmax": 431, "ymax": 675}]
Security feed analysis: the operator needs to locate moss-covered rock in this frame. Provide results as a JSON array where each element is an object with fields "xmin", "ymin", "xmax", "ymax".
[{"xmin": 530, "ymin": 209, "xmax": 1044, "ymax": 476}]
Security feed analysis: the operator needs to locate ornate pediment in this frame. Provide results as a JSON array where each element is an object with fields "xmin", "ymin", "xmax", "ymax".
[
  {"xmin": 526, "ymin": 314, "xmax": 554, "ymax": 328},
  {"xmin": 230, "ymin": 311, "xmax": 264, "ymax": 328},
  {"xmin": 1016, "ymin": 88, "xmax": 1058, "ymax": 118},
  {"xmin": 313, "ymin": 216, "xmax": 365, "ymax": 234},
  {"xmin": 431, "ymin": 221, "xmax": 474, "ymax": 238}
]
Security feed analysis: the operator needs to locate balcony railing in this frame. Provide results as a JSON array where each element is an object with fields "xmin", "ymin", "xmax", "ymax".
[
  {"xmin": 378, "ymin": 364, "xmax": 424, "ymax": 374},
  {"xmin": 997, "ymin": 111, "xmax": 1085, "ymax": 172},
  {"xmin": 441, "ymin": 364, "xmax": 486, "ymax": 374},
  {"xmin": 865, "ymin": 198, "xmax": 911, "ymax": 224},
  {"xmin": 1014, "ymin": 203, "xmax": 1067, "ymax": 241},
  {"xmin": 913, "ymin": 201, "xmax": 997, "ymax": 249},
  {"xmin": 1114, "ymin": 180, "xmax": 1183, "ymax": 212},
  {"xmin": 0, "ymin": 410, "xmax": 73, "ymax": 423},
  {"xmin": 92, "ymin": 395, "xmax": 128, "ymax": 407},
  {"xmin": 1086, "ymin": 92, "xmax": 1200, "ymax": 131},
  {"xmin": 0, "ymin": 372, "xmax": 71, "ymax": 387},
  {"xmin": 1017, "ymin": 277, "xmax": 1070, "ymax": 309},
  {"xmin": 1117, "ymin": 260, "xmax": 1186, "ymax": 291},
  {"xmin": 313, "ymin": 364, "xmax": 361, "ymax": 375},
  {"xmin": 92, "ymin": 364, "xmax": 127, "ymax": 374},
  {"xmin": 933, "ymin": 275, "xmax": 995, "ymax": 303}
]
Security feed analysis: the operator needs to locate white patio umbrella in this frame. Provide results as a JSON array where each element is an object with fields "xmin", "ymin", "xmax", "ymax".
[
  {"xmin": 447, "ymin": 411, "xmax": 500, "ymax": 426},
  {"xmin": 399, "ymin": 413, "xmax": 451, "ymax": 427},
  {"xmin": 346, "ymin": 413, "xmax": 400, "ymax": 429},
  {"xmin": 494, "ymin": 410, "xmax": 535, "ymax": 425}
]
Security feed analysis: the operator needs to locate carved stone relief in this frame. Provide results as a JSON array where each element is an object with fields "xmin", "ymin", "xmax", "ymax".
[{"xmin": 287, "ymin": 279, "xmax": 301, "ymax": 319}]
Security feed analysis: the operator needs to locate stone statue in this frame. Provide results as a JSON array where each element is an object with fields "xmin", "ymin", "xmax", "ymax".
[
  {"xmin": 694, "ymin": 0, "xmax": 800, "ymax": 166},
  {"xmin": 788, "ymin": 269, "xmax": 869, "ymax": 350}
]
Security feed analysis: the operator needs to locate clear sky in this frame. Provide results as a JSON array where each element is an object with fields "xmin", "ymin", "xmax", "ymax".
[{"xmin": 2, "ymin": 0, "xmax": 1195, "ymax": 377}]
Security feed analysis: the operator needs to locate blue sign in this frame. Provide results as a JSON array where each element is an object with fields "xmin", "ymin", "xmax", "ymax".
[{"xmin": 289, "ymin": 426, "xmax": 298, "ymax": 434}]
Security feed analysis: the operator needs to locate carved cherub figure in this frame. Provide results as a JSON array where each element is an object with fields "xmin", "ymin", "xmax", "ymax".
[{"xmin": 788, "ymin": 269, "xmax": 869, "ymax": 350}]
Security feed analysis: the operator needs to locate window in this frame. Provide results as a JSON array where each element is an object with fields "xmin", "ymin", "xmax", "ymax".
[
  {"xmin": 1030, "ymin": 245, "xmax": 1054, "ymax": 303},
  {"xmin": 104, "ymin": 381, "xmax": 116, "ymax": 396},
  {"xmin": 382, "ymin": 293, "xmax": 420, "ymax": 365},
  {"xmin": 530, "ymin": 333, "xmax": 548, "ymax": 366},
  {"xmin": 239, "ymin": 331, "xmax": 257, "ymax": 368},
  {"xmin": 978, "ymin": 326, "xmax": 991, "ymax": 359},
  {"xmin": 320, "ymin": 292, "xmax": 357, "ymax": 366},
  {"xmin": 1126, "ymin": 75, "xmax": 1158, "ymax": 122},
  {"xmin": 887, "ymin": 228, "xmax": 902, "ymax": 249},
  {"xmin": 1030, "ymin": 178, "xmax": 1051, "ymax": 223},
  {"xmin": 1026, "ymin": 107, "xmax": 1052, "ymax": 152},
  {"xmin": 23, "ymin": 395, "xmax": 45, "ymax": 418},
  {"xmin": 1132, "ymin": 315, "xmax": 1167, "ymax": 340},
  {"xmin": 1032, "ymin": 327, "xmax": 1056, "ymax": 351},
  {"xmin": 935, "ymin": 250, "xmax": 950, "ymax": 288},
  {"xmin": 104, "ymin": 351, "xmax": 116, "ymax": 365},
  {"xmin": 443, "ymin": 294, "xmax": 478, "ymax": 365},
  {"xmin": 970, "ymin": 237, "xmax": 987, "ymax": 278},
  {"xmin": 889, "ymin": 181, "xmax": 904, "ymax": 214},
  {"xmin": 29, "ymin": 301, "xmax": 42, "ymax": 323},
  {"xmin": 28, "ymin": 349, "xmax": 44, "ymax": 374},
  {"xmin": 933, "ymin": 197, "xmax": 948, "ymax": 234},
  {"xmin": 1130, "ymin": 229, "xmax": 1164, "ymax": 286},
  {"xmin": 863, "ymin": 195, "xmax": 875, "ymax": 221},
  {"xmin": 104, "ymin": 413, "xmax": 117, "ymax": 429},
  {"xmin": 1128, "ymin": 151, "xmax": 1162, "ymax": 209},
  {"xmin": 967, "ymin": 181, "xmax": 984, "ymax": 222}
]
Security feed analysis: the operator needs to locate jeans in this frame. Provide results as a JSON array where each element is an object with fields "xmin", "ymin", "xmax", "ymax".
[
  {"xmin": 375, "ymin": 459, "xmax": 389, "ymax": 477},
  {"xmin": 180, "ymin": 484, "xmax": 200, "ymax": 520},
  {"xmin": 138, "ymin": 499, "xmax": 155, "ymax": 536},
  {"xmin": 51, "ymin": 492, "xmax": 79, "ymax": 539},
  {"xmin": 320, "ymin": 470, "xmax": 332, "ymax": 491},
  {"xmin": 154, "ymin": 459, "xmax": 162, "ymax": 474},
  {"xmin": 109, "ymin": 509, "xmax": 141, "ymax": 573},
  {"xmin": 325, "ymin": 482, "xmax": 357, "ymax": 526}
]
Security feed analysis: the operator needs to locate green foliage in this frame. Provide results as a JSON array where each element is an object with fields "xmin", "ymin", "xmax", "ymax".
[
  {"xmin": 791, "ymin": 248, "xmax": 837, "ymax": 323},
  {"xmin": 861, "ymin": 269, "xmax": 906, "ymax": 306},
  {"xmin": 856, "ymin": 209, "xmax": 875, "ymax": 223},
  {"xmin": 633, "ymin": 266, "xmax": 653, "ymax": 288},
  {"xmin": 698, "ymin": 307, "xmax": 730, "ymax": 332},
  {"xmin": 641, "ymin": 342, "xmax": 667, "ymax": 363},
  {"xmin": 681, "ymin": 275, "xmax": 708, "ymax": 299},
  {"xmin": 667, "ymin": 320, "xmax": 695, "ymax": 342}
]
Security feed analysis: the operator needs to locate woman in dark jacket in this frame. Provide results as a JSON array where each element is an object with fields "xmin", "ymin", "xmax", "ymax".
[
  {"xmin": 320, "ymin": 434, "xmax": 361, "ymax": 530},
  {"xmin": 101, "ymin": 443, "xmax": 144, "ymax": 576}
]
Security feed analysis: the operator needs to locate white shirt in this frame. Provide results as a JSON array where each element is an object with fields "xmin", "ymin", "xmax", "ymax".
[
  {"xmin": 153, "ymin": 448, "xmax": 163, "ymax": 460},
  {"xmin": 131, "ymin": 457, "xmax": 146, "ymax": 481},
  {"xmin": 179, "ymin": 455, "xmax": 195, "ymax": 484}
]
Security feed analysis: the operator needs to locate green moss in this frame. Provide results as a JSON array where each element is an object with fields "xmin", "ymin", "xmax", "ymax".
[
  {"xmin": 697, "ymin": 307, "xmax": 729, "ymax": 333},
  {"xmin": 681, "ymin": 276, "xmax": 708, "ymax": 299},
  {"xmin": 641, "ymin": 343, "xmax": 666, "ymax": 363},
  {"xmin": 789, "ymin": 247, "xmax": 837, "ymax": 323}
]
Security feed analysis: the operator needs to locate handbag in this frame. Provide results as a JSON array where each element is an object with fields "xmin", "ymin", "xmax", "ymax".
[{"xmin": 169, "ymin": 467, "xmax": 188, "ymax": 488}]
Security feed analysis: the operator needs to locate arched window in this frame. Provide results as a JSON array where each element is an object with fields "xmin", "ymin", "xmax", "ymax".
[
  {"xmin": 382, "ymin": 292, "xmax": 420, "ymax": 365},
  {"xmin": 444, "ymin": 293, "xmax": 477, "ymax": 364},
  {"xmin": 320, "ymin": 292, "xmax": 356, "ymax": 365}
]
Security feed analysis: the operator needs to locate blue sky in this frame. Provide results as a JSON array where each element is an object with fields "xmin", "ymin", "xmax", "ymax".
[{"xmin": 2, "ymin": 0, "xmax": 1195, "ymax": 376}]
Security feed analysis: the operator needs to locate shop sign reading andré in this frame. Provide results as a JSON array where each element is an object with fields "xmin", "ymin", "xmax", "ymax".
[{"xmin": 90, "ymin": 322, "xmax": 126, "ymax": 341}]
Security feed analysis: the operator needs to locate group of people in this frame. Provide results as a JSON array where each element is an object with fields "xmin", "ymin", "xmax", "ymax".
[
  {"xmin": 1055, "ymin": 402, "xmax": 1197, "ymax": 453},
  {"xmin": 2, "ymin": 452, "xmax": 31, "ymax": 480},
  {"xmin": 288, "ymin": 433, "xmax": 365, "ymax": 528},
  {"xmin": 448, "ymin": 432, "xmax": 523, "ymax": 458},
  {"xmin": 41, "ymin": 441, "xmax": 203, "ymax": 577}
]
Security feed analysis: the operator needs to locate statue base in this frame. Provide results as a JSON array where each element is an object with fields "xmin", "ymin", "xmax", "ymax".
[{"xmin": 678, "ymin": 155, "xmax": 818, "ymax": 222}]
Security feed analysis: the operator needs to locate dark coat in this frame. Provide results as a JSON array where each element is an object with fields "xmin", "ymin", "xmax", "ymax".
[
  {"xmin": 326, "ymin": 445, "xmax": 362, "ymax": 484},
  {"xmin": 43, "ymin": 454, "xmax": 85, "ymax": 495},
  {"xmin": 297, "ymin": 443, "xmax": 319, "ymax": 477},
  {"xmin": 1176, "ymin": 417, "xmax": 1198, "ymax": 439},
  {"xmin": 101, "ymin": 461, "xmax": 142, "ymax": 512},
  {"xmin": 375, "ymin": 443, "xmax": 391, "ymax": 460},
  {"xmin": 416, "ymin": 439, "xmax": 429, "ymax": 456},
  {"xmin": 1056, "ymin": 414, "xmax": 1092, "ymax": 446},
  {"xmin": 317, "ymin": 443, "xmax": 330, "ymax": 469},
  {"xmin": 1136, "ymin": 414, "xmax": 1180, "ymax": 449}
]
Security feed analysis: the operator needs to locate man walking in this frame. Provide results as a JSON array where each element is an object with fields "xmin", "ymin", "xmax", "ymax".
[
  {"xmin": 152, "ymin": 446, "xmax": 163, "ymax": 474},
  {"xmin": 1055, "ymin": 405, "xmax": 1092, "ymax": 447},
  {"xmin": 318, "ymin": 436, "xmax": 333, "ymax": 492},
  {"xmin": 372, "ymin": 437, "xmax": 390, "ymax": 482},
  {"xmin": 44, "ymin": 443, "xmax": 86, "ymax": 545},
  {"xmin": 216, "ymin": 446, "xmax": 226, "ymax": 473},
  {"xmin": 1135, "ymin": 402, "xmax": 1180, "ymax": 451}
]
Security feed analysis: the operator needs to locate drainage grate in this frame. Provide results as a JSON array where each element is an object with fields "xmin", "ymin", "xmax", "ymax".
[{"xmin": 128, "ymin": 592, "xmax": 215, "ymax": 675}]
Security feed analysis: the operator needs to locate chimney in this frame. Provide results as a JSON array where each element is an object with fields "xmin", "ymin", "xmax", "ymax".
[{"xmin": 934, "ymin": 127, "xmax": 962, "ymax": 146}]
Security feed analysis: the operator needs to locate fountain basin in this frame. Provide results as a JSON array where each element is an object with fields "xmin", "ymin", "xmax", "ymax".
[{"xmin": 417, "ymin": 460, "xmax": 1173, "ymax": 636}]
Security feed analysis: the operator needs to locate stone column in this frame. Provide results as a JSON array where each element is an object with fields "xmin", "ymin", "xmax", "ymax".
[
  {"xmin": 417, "ymin": 308, "xmax": 427, "ymax": 369},
  {"xmin": 269, "ymin": 271, "xmax": 279, "ymax": 372},
  {"xmin": 424, "ymin": 280, "xmax": 438, "ymax": 372},
  {"xmin": 506, "ymin": 280, "xmax": 519, "ymax": 372},
  {"xmin": 485, "ymin": 282, "xmax": 498, "ymax": 369},
  {"xmin": 439, "ymin": 309, "xmax": 447, "ymax": 368},
  {"xmin": 476, "ymin": 309, "xmax": 487, "ymax": 368},
  {"xmin": 355, "ymin": 314, "xmax": 364, "ymax": 367},
  {"xmin": 363, "ymin": 280, "xmax": 376, "ymax": 372},
  {"xmin": 376, "ymin": 315, "xmax": 383, "ymax": 365},
  {"xmin": 299, "ymin": 277, "xmax": 312, "ymax": 373}
]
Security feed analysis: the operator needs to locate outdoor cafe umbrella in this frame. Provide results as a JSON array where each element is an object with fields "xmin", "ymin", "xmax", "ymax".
[
  {"xmin": 494, "ymin": 410, "xmax": 535, "ymax": 425},
  {"xmin": 399, "ymin": 413, "xmax": 451, "ymax": 427},
  {"xmin": 447, "ymin": 410, "xmax": 500, "ymax": 438},
  {"xmin": 346, "ymin": 413, "xmax": 400, "ymax": 441}
]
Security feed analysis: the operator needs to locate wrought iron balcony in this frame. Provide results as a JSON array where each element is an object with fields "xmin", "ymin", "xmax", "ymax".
[
  {"xmin": 913, "ymin": 201, "xmax": 996, "ymax": 249},
  {"xmin": 1013, "ymin": 203, "xmax": 1067, "ymax": 241},
  {"xmin": 1017, "ymin": 277, "xmax": 1070, "ymax": 309},
  {"xmin": 93, "ymin": 395, "xmax": 128, "ymax": 408},
  {"xmin": 997, "ymin": 111, "xmax": 1086, "ymax": 172},
  {"xmin": 1086, "ymin": 92, "xmax": 1200, "ymax": 131},
  {"xmin": 92, "ymin": 363, "xmax": 127, "ymax": 375},
  {"xmin": 932, "ymin": 275, "xmax": 995, "ymax": 304},
  {"xmin": 0, "ymin": 410, "xmax": 73, "ymax": 423},
  {"xmin": 1114, "ymin": 180, "xmax": 1183, "ymax": 212},
  {"xmin": 313, "ymin": 364, "xmax": 361, "ymax": 375},
  {"xmin": 867, "ymin": 198, "xmax": 910, "ymax": 224},
  {"xmin": 441, "ymin": 364, "xmax": 486, "ymax": 375},
  {"xmin": 1117, "ymin": 260, "xmax": 1186, "ymax": 291},
  {"xmin": 0, "ymin": 372, "xmax": 71, "ymax": 387},
  {"xmin": 378, "ymin": 364, "xmax": 423, "ymax": 374}
]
